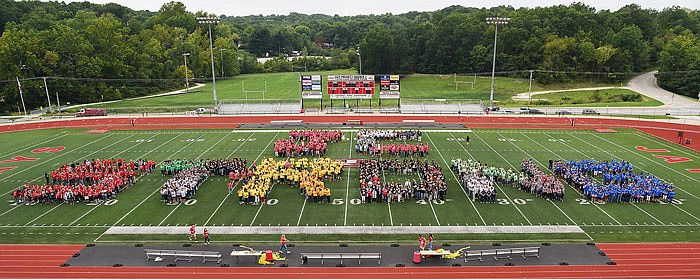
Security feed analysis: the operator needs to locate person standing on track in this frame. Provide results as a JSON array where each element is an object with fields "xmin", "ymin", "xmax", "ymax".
[
  {"xmin": 189, "ymin": 224, "xmax": 197, "ymax": 242},
  {"xmin": 427, "ymin": 234, "xmax": 434, "ymax": 250},
  {"xmin": 418, "ymin": 234, "xmax": 426, "ymax": 250},
  {"xmin": 279, "ymin": 234, "xmax": 290, "ymax": 254},
  {"xmin": 203, "ymin": 228, "xmax": 210, "ymax": 246}
]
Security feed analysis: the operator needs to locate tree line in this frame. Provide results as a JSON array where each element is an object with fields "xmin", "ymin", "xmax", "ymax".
[{"xmin": 0, "ymin": 1, "xmax": 699, "ymax": 114}]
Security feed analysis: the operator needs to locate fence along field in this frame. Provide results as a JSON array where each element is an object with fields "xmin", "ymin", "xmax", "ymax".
[{"xmin": 0, "ymin": 128, "xmax": 698, "ymax": 243}]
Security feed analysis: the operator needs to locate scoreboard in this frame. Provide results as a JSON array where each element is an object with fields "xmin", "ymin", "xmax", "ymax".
[
  {"xmin": 301, "ymin": 75, "xmax": 322, "ymax": 99},
  {"xmin": 327, "ymin": 75, "xmax": 375, "ymax": 99},
  {"xmin": 379, "ymin": 74, "xmax": 400, "ymax": 99}
]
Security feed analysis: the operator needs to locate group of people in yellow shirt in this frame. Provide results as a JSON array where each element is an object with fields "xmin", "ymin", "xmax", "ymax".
[{"xmin": 237, "ymin": 157, "xmax": 343, "ymax": 205}]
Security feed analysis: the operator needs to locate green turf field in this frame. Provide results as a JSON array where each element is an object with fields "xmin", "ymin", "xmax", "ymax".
[
  {"xmin": 89, "ymin": 72, "xmax": 654, "ymax": 113},
  {"xmin": 0, "ymin": 128, "xmax": 698, "ymax": 244}
]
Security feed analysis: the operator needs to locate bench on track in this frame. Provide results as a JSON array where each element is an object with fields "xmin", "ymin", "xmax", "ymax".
[
  {"xmin": 464, "ymin": 247, "xmax": 540, "ymax": 262},
  {"xmin": 144, "ymin": 249, "xmax": 222, "ymax": 263},
  {"xmin": 301, "ymin": 252, "xmax": 381, "ymax": 265}
]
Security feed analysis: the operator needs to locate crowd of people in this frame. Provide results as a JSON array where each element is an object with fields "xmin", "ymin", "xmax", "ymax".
[
  {"xmin": 357, "ymin": 129, "xmax": 422, "ymax": 141},
  {"xmin": 358, "ymin": 159, "xmax": 447, "ymax": 203},
  {"xmin": 237, "ymin": 157, "xmax": 343, "ymax": 205},
  {"xmin": 552, "ymin": 159, "xmax": 675, "ymax": 203},
  {"xmin": 355, "ymin": 129, "xmax": 429, "ymax": 157},
  {"xmin": 274, "ymin": 130, "xmax": 343, "ymax": 158},
  {"xmin": 159, "ymin": 159, "xmax": 248, "ymax": 204},
  {"xmin": 520, "ymin": 159, "xmax": 565, "ymax": 201},
  {"xmin": 450, "ymin": 158, "xmax": 505, "ymax": 203},
  {"xmin": 11, "ymin": 158, "xmax": 154, "ymax": 205}
]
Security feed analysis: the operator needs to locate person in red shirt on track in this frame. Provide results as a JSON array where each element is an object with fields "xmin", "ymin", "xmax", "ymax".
[
  {"xmin": 203, "ymin": 228, "xmax": 210, "ymax": 246},
  {"xmin": 418, "ymin": 234, "xmax": 426, "ymax": 250},
  {"xmin": 279, "ymin": 234, "xmax": 290, "ymax": 254},
  {"xmin": 189, "ymin": 225, "xmax": 197, "ymax": 242}
]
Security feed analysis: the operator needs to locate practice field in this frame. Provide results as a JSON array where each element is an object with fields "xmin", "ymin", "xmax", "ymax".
[{"xmin": 0, "ymin": 127, "xmax": 699, "ymax": 244}]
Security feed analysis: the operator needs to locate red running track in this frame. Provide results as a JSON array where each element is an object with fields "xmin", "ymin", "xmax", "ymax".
[
  {"xmin": 1, "ymin": 115, "xmax": 699, "ymax": 152},
  {"xmin": 1, "ymin": 243, "xmax": 700, "ymax": 278}
]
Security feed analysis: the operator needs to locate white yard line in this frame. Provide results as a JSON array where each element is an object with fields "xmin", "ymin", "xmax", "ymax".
[
  {"xmin": 296, "ymin": 198, "xmax": 307, "ymax": 226},
  {"xmin": 344, "ymin": 132, "xmax": 353, "ymax": 226},
  {"xmin": 0, "ymin": 206, "xmax": 20, "ymax": 218},
  {"xmin": 246, "ymin": 132, "xmax": 281, "ymax": 227},
  {"xmin": 634, "ymin": 131, "xmax": 700, "ymax": 158},
  {"xmin": 68, "ymin": 204, "xmax": 102, "ymax": 226},
  {"xmin": 521, "ymin": 132, "xmax": 623, "ymax": 226},
  {"xmin": 379, "ymin": 154, "xmax": 396, "ymax": 226},
  {"xmin": 631, "ymin": 203, "xmax": 665, "ymax": 225},
  {"xmin": 0, "ymin": 134, "xmax": 116, "ymax": 185},
  {"xmin": 590, "ymin": 133, "xmax": 700, "ymax": 200},
  {"xmin": 426, "ymin": 133, "xmax": 487, "ymax": 225},
  {"xmin": 156, "ymin": 132, "xmax": 230, "ymax": 226},
  {"xmin": 157, "ymin": 203, "xmax": 182, "ymax": 226},
  {"xmin": 0, "ymin": 132, "xmax": 69, "ymax": 159},
  {"xmin": 104, "ymin": 132, "xmax": 189, "ymax": 228},
  {"xmin": 567, "ymin": 132, "xmax": 700, "ymax": 223},
  {"xmin": 467, "ymin": 131, "xmax": 533, "ymax": 225},
  {"xmin": 204, "ymin": 132, "xmax": 257, "ymax": 226},
  {"xmin": 24, "ymin": 204, "xmax": 63, "ymax": 226},
  {"xmin": 66, "ymin": 133, "xmax": 164, "ymax": 226}
]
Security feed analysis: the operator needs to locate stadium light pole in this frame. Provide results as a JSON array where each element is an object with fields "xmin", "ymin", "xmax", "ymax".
[
  {"xmin": 219, "ymin": 48, "xmax": 226, "ymax": 78},
  {"xmin": 183, "ymin": 53, "xmax": 191, "ymax": 94},
  {"xmin": 486, "ymin": 17, "xmax": 509, "ymax": 110},
  {"xmin": 197, "ymin": 16, "xmax": 220, "ymax": 109}
]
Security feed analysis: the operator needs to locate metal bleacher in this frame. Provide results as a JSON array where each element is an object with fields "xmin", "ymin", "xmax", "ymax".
[{"xmin": 217, "ymin": 99, "xmax": 302, "ymax": 115}]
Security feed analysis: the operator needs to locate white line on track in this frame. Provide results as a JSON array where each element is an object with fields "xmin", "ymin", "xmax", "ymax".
[{"xmin": 426, "ymin": 132, "xmax": 486, "ymax": 226}]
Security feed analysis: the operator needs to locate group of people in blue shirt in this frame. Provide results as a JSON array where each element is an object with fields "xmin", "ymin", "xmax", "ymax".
[{"xmin": 553, "ymin": 159, "xmax": 675, "ymax": 204}]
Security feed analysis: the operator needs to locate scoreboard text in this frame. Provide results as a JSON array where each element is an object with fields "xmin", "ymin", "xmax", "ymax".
[{"xmin": 327, "ymin": 75, "xmax": 375, "ymax": 98}]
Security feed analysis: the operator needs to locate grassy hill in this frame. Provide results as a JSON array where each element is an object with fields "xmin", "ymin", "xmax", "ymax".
[{"xmin": 89, "ymin": 71, "xmax": 654, "ymax": 113}]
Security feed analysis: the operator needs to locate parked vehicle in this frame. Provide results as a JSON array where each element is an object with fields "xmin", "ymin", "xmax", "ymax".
[
  {"xmin": 582, "ymin": 109, "xmax": 599, "ymax": 115},
  {"xmin": 527, "ymin": 109, "xmax": 545, "ymax": 114},
  {"xmin": 75, "ymin": 108, "xmax": 107, "ymax": 117},
  {"xmin": 555, "ymin": 110, "xmax": 572, "ymax": 115}
]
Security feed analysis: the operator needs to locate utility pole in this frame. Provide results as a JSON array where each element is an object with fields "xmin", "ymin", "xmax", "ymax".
[
  {"xmin": 43, "ymin": 77, "xmax": 52, "ymax": 113},
  {"xmin": 528, "ymin": 70, "xmax": 534, "ymax": 106},
  {"xmin": 183, "ymin": 53, "xmax": 191, "ymax": 93}
]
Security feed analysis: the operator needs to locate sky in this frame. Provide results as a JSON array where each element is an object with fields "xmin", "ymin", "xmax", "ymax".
[{"xmin": 58, "ymin": 0, "xmax": 699, "ymax": 16}]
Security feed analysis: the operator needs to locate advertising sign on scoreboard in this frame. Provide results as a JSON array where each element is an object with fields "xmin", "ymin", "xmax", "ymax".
[
  {"xmin": 301, "ymin": 75, "xmax": 322, "ymax": 99},
  {"xmin": 327, "ymin": 75, "xmax": 375, "ymax": 99},
  {"xmin": 379, "ymin": 74, "xmax": 400, "ymax": 99}
]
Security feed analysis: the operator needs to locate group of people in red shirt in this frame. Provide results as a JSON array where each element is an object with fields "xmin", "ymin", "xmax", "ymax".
[
  {"xmin": 12, "ymin": 158, "xmax": 155, "ymax": 205},
  {"xmin": 273, "ymin": 130, "xmax": 343, "ymax": 158}
]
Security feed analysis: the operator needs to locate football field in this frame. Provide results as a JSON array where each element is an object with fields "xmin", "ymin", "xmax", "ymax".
[{"xmin": 0, "ymin": 127, "xmax": 699, "ymax": 244}]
